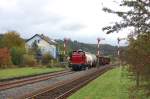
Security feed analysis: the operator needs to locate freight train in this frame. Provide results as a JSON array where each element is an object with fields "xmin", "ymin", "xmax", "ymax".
[
  {"xmin": 69, "ymin": 50, "xmax": 110, "ymax": 71},
  {"xmin": 69, "ymin": 50, "xmax": 97, "ymax": 71}
]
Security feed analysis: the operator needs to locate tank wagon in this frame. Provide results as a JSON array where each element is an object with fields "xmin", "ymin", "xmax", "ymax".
[{"xmin": 69, "ymin": 50, "xmax": 97, "ymax": 71}]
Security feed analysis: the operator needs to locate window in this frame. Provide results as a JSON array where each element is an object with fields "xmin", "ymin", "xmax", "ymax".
[{"xmin": 38, "ymin": 39, "xmax": 40, "ymax": 43}]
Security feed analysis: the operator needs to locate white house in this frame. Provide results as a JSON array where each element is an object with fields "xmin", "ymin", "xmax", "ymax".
[{"xmin": 26, "ymin": 34, "xmax": 58, "ymax": 59}]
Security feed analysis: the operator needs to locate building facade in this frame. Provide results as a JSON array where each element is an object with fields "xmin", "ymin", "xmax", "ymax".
[{"xmin": 26, "ymin": 34, "xmax": 58, "ymax": 59}]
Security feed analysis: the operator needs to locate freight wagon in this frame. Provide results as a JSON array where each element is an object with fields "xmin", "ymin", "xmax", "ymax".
[{"xmin": 99, "ymin": 56, "xmax": 110, "ymax": 65}]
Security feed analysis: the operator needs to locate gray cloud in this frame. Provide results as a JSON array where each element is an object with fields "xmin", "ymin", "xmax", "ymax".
[
  {"xmin": 61, "ymin": 23, "xmax": 85, "ymax": 32},
  {"xmin": 0, "ymin": 0, "xmax": 65, "ymax": 37},
  {"xmin": 0, "ymin": 0, "xmax": 85, "ymax": 39},
  {"xmin": 0, "ymin": 0, "xmax": 127, "ymax": 45}
]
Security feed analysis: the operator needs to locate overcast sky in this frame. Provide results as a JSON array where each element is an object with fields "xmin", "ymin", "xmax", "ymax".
[{"xmin": 0, "ymin": 0, "xmax": 129, "ymax": 45}]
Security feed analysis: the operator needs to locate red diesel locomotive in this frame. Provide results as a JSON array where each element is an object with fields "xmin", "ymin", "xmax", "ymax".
[{"xmin": 69, "ymin": 50, "xmax": 97, "ymax": 71}]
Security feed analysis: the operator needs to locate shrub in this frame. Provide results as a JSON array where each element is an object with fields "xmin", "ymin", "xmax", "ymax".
[
  {"xmin": 11, "ymin": 47, "xmax": 25, "ymax": 66},
  {"xmin": 0, "ymin": 48, "xmax": 12, "ymax": 68},
  {"xmin": 22, "ymin": 54, "xmax": 37, "ymax": 66},
  {"xmin": 41, "ymin": 53, "xmax": 53, "ymax": 65}
]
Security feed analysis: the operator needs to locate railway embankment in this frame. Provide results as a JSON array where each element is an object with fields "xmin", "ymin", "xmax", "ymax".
[{"xmin": 69, "ymin": 66, "xmax": 133, "ymax": 99}]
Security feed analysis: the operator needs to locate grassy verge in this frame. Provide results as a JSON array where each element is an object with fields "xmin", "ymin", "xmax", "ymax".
[
  {"xmin": 69, "ymin": 67, "xmax": 133, "ymax": 99},
  {"xmin": 0, "ymin": 67, "xmax": 64, "ymax": 80}
]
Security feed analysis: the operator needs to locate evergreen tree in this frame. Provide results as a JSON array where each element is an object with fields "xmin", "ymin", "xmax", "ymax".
[{"xmin": 11, "ymin": 47, "xmax": 25, "ymax": 66}]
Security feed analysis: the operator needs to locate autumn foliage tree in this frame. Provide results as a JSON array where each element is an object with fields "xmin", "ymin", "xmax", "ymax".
[
  {"xmin": 1, "ymin": 31, "xmax": 26, "ymax": 66},
  {"xmin": 0, "ymin": 48, "xmax": 12, "ymax": 68},
  {"xmin": 1, "ymin": 31, "xmax": 25, "ymax": 49}
]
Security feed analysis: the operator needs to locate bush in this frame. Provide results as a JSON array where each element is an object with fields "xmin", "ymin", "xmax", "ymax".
[
  {"xmin": 22, "ymin": 54, "xmax": 37, "ymax": 66},
  {"xmin": 41, "ymin": 53, "xmax": 53, "ymax": 65},
  {"xmin": 11, "ymin": 47, "xmax": 25, "ymax": 66},
  {"xmin": 0, "ymin": 48, "xmax": 12, "ymax": 68},
  {"xmin": 45, "ymin": 59, "xmax": 61, "ymax": 68}
]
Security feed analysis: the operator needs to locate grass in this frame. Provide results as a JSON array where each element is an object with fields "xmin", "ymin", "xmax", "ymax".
[
  {"xmin": 69, "ymin": 67, "xmax": 133, "ymax": 99},
  {"xmin": 0, "ymin": 67, "xmax": 64, "ymax": 80}
]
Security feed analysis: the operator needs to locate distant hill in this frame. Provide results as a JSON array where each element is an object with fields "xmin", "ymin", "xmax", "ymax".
[{"xmin": 56, "ymin": 39, "xmax": 118, "ymax": 56}]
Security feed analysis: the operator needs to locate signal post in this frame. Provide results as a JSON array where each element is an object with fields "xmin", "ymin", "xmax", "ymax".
[{"xmin": 97, "ymin": 37, "xmax": 105, "ymax": 67}]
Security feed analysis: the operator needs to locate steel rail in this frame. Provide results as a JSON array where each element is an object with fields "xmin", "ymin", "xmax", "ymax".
[
  {"xmin": 55, "ymin": 67, "xmax": 110, "ymax": 99},
  {"xmin": 22, "ymin": 65, "xmax": 113, "ymax": 99},
  {"xmin": 0, "ymin": 70, "xmax": 73, "ymax": 91}
]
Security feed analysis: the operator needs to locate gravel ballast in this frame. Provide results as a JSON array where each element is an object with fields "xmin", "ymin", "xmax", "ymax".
[{"xmin": 0, "ymin": 68, "xmax": 98, "ymax": 99}]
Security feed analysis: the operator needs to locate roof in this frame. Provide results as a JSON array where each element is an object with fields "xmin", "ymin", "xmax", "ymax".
[{"xmin": 26, "ymin": 34, "xmax": 57, "ymax": 45}]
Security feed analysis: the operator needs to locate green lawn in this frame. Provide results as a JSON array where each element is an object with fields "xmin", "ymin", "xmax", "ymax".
[
  {"xmin": 69, "ymin": 67, "xmax": 132, "ymax": 99},
  {"xmin": 0, "ymin": 67, "xmax": 64, "ymax": 80}
]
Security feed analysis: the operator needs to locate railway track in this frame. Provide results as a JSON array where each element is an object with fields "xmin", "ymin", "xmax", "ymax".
[
  {"xmin": 55, "ymin": 67, "xmax": 110, "ymax": 99},
  {"xmin": 0, "ymin": 70, "xmax": 73, "ymax": 91},
  {"xmin": 20, "ymin": 65, "xmax": 113, "ymax": 99}
]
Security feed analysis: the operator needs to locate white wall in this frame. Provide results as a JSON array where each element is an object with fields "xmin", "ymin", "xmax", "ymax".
[{"xmin": 26, "ymin": 35, "xmax": 57, "ymax": 59}]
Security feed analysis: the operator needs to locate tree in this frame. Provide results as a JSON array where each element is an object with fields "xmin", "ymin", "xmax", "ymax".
[
  {"xmin": 0, "ymin": 31, "xmax": 26, "ymax": 66},
  {"xmin": 0, "ymin": 35, "xmax": 3, "ymax": 48},
  {"xmin": 31, "ymin": 40, "xmax": 38, "ymax": 52},
  {"xmin": 29, "ymin": 40, "xmax": 42, "ymax": 63},
  {"xmin": 102, "ymin": 0, "xmax": 150, "ymax": 35},
  {"xmin": 1, "ymin": 31, "xmax": 25, "ymax": 49},
  {"xmin": 0, "ymin": 48, "xmax": 12, "ymax": 68},
  {"xmin": 11, "ymin": 47, "xmax": 25, "ymax": 66},
  {"xmin": 102, "ymin": 0, "xmax": 150, "ymax": 97},
  {"xmin": 123, "ymin": 33, "xmax": 150, "ymax": 96}
]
